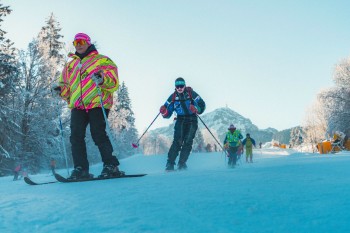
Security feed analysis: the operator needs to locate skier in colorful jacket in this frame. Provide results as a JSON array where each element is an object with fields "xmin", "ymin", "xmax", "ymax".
[
  {"xmin": 159, "ymin": 77, "xmax": 206, "ymax": 171},
  {"xmin": 242, "ymin": 133, "xmax": 256, "ymax": 163},
  {"xmin": 223, "ymin": 124, "xmax": 243, "ymax": 167},
  {"xmin": 55, "ymin": 32, "xmax": 122, "ymax": 179}
]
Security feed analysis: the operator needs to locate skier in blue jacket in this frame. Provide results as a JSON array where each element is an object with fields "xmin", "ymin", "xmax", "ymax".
[{"xmin": 159, "ymin": 77, "xmax": 206, "ymax": 171}]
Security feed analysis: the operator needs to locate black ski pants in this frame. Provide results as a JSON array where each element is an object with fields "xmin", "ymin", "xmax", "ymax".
[
  {"xmin": 167, "ymin": 116, "xmax": 198, "ymax": 165},
  {"xmin": 227, "ymin": 146, "xmax": 239, "ymax": 166},
  {"xmin": 70, "ymin": 108, "xmax": 119, "ymax": 172}
]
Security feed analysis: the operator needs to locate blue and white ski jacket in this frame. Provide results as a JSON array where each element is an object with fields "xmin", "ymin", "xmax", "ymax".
[{"xmin": 162, "ymin": 87, "xmax": 206, "ymax": 119}]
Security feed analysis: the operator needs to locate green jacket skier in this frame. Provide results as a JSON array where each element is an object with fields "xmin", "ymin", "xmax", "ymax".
[{"xmin": 223, "ymin": 124, "xmax": 243, "ymax": 167}]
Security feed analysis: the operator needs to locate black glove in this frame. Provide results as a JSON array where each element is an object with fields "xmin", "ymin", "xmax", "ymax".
[
  {"xmin": 160, "ymin": 105, "xmax": 168, "ymax": 117},
  {"xmin": 52, "ymin": 85, "xmax": 61, "ymax": 97},
  {"xmin": 91, "ymin": 72, "xmax": 104, "ymax": 85}
]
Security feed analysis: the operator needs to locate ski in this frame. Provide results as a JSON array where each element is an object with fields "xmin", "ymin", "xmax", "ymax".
[
  {"xmin": 54, "ymin": 172, "xmax": 147, "ymax": 183},
  {"xmin": 24, "ymin": 176, "xmax": 58, "ymax": 185}
]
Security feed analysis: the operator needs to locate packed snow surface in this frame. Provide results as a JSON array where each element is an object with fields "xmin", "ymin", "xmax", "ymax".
[{"xmin": 1, "ymin": 148, "xmax": 350, "ymax": 233}]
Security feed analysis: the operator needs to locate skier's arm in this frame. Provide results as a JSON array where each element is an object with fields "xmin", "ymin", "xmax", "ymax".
[
  {"xmin": 223, "ymin": 135, "xmax": 229, "ymax": 148},
  {"xmin": 58, "ymin": 66, "xmax": 70, "ymax": 102},
  {"xmin": 97, "ymin": 56, "xmax": 119, "ymax": 93},
  {"xmin": 160, "ymin": 95, "xmax": 175, "ymax": 118},
  {"xmin": 252, "ymin": 138, "xmax": 256, "ymax": 147},
  {"xmin": 191, "ymin": 91, "xmax": 206, "ymax": 114},
  {"xmin": 223, "ymin": 135, "xmax": 228, "ymax": 145}
]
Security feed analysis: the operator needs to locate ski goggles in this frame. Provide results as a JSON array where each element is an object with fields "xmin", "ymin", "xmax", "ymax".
[
  {"xmin": 73, "ymin": 39, "xmax": 87, "ymax": 46},
  {"xmin": 175, "ymin": 85, "xmax": 185, "ymax": 89},
  {"xmin": 175, "ymin": 80, "xmax": 186, "ymax": 86}
]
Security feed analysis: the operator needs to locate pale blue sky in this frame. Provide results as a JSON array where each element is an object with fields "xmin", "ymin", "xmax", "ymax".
[{"xmin": 2, "ymin": 0, "xmax": 350, "ymax": 132}]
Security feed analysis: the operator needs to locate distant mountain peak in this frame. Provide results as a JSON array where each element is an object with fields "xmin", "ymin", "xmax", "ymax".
[
  {"xmin": 201, "ymin": 107, "xmax": 256, "ymax": 133},
  {"xmin": 149, "ymin": 107, "xmax": 277, "ymax": 145}
]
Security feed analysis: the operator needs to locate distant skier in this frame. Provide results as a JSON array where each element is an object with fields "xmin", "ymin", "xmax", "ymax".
[
  {"xmin": 54, "ymin": 32, "xmax": 123, "ymax": 179},
  {"xmin": 50, "ymin": 158, "xmax": 56, "ymax": 175},
  {"xmin": 159, "ymin": 77, "xmax": 206, "ymax": 171},
  {"xmin": 223, "ymin": 124, "xmax": 243, "ymax": 167},
  {"xmin": 242, "ymin": 133, "xmax": 256, "ymax": 163},
  {"xmin": 13, "ymin": 164, "xmax": 21, "ymax": 181},
  {"xmin": 205, "ymin": 143, "xmax": 212, "ymax": 152}
]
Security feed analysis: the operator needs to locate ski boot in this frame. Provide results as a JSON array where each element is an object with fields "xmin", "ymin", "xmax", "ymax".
[
  {"xmin": 99, "ymin": 164, "xmax": 125, "ymax": 178},
  {"xmin": 68, "ymin": 166, "xmax": 93, "ymax": 180},
  {"xmin": 165, "ymin": 162, "xmax": 175, "ymax": 172},
  {"xmin": 177, "ymin": 162, "xmax": 188, "ymax": 171}
]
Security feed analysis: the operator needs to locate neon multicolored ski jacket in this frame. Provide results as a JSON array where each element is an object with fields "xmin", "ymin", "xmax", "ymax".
[{"xmin": 59, "ymin": 50, "xmax": 118, "ymax": 110}]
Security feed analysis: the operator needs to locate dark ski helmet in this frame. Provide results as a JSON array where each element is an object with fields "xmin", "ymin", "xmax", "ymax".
[
  {"xmin": 228, "ymin": 124, "xmax": 236, "ymax": 130},
  {"xmin": 175, "ymin": 77, "xmax": 186, "ymax": 86}
]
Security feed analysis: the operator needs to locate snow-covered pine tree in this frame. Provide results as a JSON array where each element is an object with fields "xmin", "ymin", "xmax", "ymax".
[
  {"xmin": 0, "ymin": 3, "xmax": 21, "ymax": 175},
  {"xmin": 0, "ymin": 39, "xmax": 18, "ymax": 97},
  {"xmin": 109, "ymin": 81, "xmax": 139, "ymax": 158},
  {"xmin": 0, "ymin": 2, "xmax": 17, "ymax": 108},
  {"xmin": 37, "ymin": 13, "xmax": 68, "ymax": 169},
  {"xmin": 0, "ymin": 15, "xmax": 18, "ymax": 100},
  {"xmin": 39, "ymin": 13, "xmax": 65, "ymax": 62}
]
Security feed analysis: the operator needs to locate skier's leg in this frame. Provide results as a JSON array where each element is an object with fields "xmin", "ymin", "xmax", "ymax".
[
  {"xmin": 227, "ymin": 147, "xmax": 235, "ymax": 166},
  {"xmin": 13, "ymin": 172, "xmax": 18, "ymax": 181},
  {"xmin": 247, "ymin": 147, "xmax": 253, "ymax": 162},
  {"xmin": 89, "ymin": 108, "xmax": 119, "ymax": 166},
  {"xmin": 70, "ymin": 109, "xmax": 89, "ymax": 171},
  {"xmin": 179, "ymin": 120, "xmax": 198, "ymax": 165},
  {"xmin": 231, "ymin": 147, "xmax": 238, "ymax": 166},
  {"xmin": 246, "ymin": 149, "xmax": 249, "ymax": 162},
  {"xmin": 167, "ymin": 120, "xmax": 184, "ymax": 168}
]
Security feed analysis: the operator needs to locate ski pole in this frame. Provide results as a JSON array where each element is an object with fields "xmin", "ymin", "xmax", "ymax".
[
  {"xmin": 94, "ymin": 82, "xmax": 118, "ymax": 155},
  {"xmin": 132, "ymin": 112, "xmax": 161, "ymax": 148},
  {"xmin": 52, "ymin": 86, "xmax": 69, "ymax": 176},
  {"xmin": 196, "ymin": 113, "xmax": 227, "ymax": 154},
  {"xmin": 58, "ymin": 115, "xmax": 70, "ymax": 176},
  {"xmin": 222, "ymin": 150, "xmax": 227, "ymax": 164}
]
